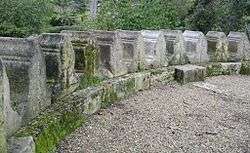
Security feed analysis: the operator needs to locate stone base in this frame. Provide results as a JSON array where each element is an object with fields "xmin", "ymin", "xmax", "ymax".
[
  {"xmin": 175, "ymin": 65, "xmax": 206, "ymax": 84},
  {"xmin": 206, "ymin": 62, "xmax": 241, "ymax": 77}
]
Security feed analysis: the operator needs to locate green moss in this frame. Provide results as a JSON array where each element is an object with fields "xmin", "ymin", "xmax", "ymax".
[
  {"xmin": 150, "ymin": 69, "xmax": 165, "ymax": 75},
  {"xmin": 137, "ymin": 62, "xmax": 145, "ymax": 72},
  {"xmin": 78, "ymin": 75, "xmax": 103, "ymax": 90},
  {"xmin": 206, "ymin": 63, "xmax": 230, "ymax": 77},
  {"xmin": 125, "ymin": 78, "xmax": 136, "ymax": 94},
  {"xmin": 15, "ymin": 110, "xmax": 85, "ymax": 153},
  {"xmin": 84, "ymin": 43, "xmax": 99, "ymax": 76},
  {"xmin": 74, "ymin": 40, "xmax": 99, "ymax": 76},
  {"xmin": 101, "ymin": 87, "xmax": 118, "ymax": 108},
  {"xmin": 240, "ymin": 61, "xmax": 250, "ymax": 75}
]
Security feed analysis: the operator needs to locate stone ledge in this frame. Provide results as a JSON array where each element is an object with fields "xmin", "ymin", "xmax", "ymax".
[{"xmin": 206, "ymin": 62, "xmax": 242, "ymax": 77}]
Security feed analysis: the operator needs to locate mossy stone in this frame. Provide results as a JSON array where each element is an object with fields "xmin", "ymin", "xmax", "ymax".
[{"xmin": 240, "ymin": 61, "xmax": 250, "ymax": 75}]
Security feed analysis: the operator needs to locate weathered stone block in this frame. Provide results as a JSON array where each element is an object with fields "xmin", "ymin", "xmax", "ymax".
[
  {"xmin": 162, "ymin": 30, "xmax": 187, "ymax": 65},
  {"xmin": 183, "ymin": 30, "xmax": 209, "ymax": 64},
  {"xmin": 8, "ymin": 136, "xmax": 35, "ymax": 153},
  {"xmin": 0, "ymin": 37, "xmax": 50, "ymax": 125},
  {"xmin": 92, "ymin": 30, "xmax": 127, "ymax": 77},
  {"xmin": 61, "ymin": 30, "xmax": 95, "ymax": 73},
  {"xmin": 141, "ymin": 30, "xmax": 166, "ymax": 68},
  {"xmin": 227, "ymin": 32, "xmax": 250, "ymax": 61},
  {"xmin": 63, "ymin": 30, "xmax": 127, "ymax": 78},
  {"xmin": 175, "ymin": 65, "xmax": 206, "ymax": 84},
  {"xmin": 117, "ymin": 30, "xmax": 145, "ymax": 72},
  {"xmin": 39, "ymin": 33, "xmax": 76, "ymax": 89},
  {"xmin": 206, "ymin": 31, "xmax": 229, "ymax": 62}
]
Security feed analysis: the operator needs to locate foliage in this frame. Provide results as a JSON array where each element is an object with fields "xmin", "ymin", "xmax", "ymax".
[
  {"xmin": 50, "ymin": 0, "xmax": 89, "ymax": 26},
  {"xmin": 96, "ymin": 0, "xmax": 195, "ymax": 30},
  {"xmin": 187, "ymin": 0, "xmax": 250, "ymax": 33},
  {"xmin": 0, "ymin": 0, "xmax": 52, "ymax": 37},
  {"xmin": 0, "ymin": 0, "xmax": 248, "ymax": 37}
]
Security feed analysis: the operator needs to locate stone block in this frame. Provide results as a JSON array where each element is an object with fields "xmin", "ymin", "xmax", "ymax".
[
  {"xmin": 39, "ymin": 33, "xmax": 76, "ymax": 89},
  {"xmin": 63, "ymin": 30, "xmax": 127, "ymax": 78},
  {"xmin": 0, "ymin": 37, "xmax": 50, "ymax": 124},
  {"xmin": 162, "ymin": 30, "xmax": 187, "ymax": 65},
  {"xmin": 175, "ymin": 65, "xmax": 206, "ymax": 84},
  {"xmin": 206, "ymin": 31, "xmax": 229, "ymax": 62},
  {"xmin": 141, "ymin": 30, "xmax": 166, "ymax": 68},
  {"xmin": 117, "ymin": 30, "xmax": 145, "ymax": 72},
  {"xmin": 227, "ymin": 32, "xmax": 250, "ymax": 61},
  {"xmin": 183, "ymin": 30, "xmax": 209, "ymax": 64},
  {"xmin": 8, "ymin": 136, "xmax": 35, "ymax": 153},
  {"xmin": 61, "ymin": 30, "xmax": 95, "ymax": 73},
  {"xmin": 92, "ymin": 30, "xmax": 127, "ymax": 77}
]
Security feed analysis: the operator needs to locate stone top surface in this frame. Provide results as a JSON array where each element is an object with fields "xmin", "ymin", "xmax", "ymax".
[
  {"xmin": 162, "ymin": 29, "xmax": 183, "ymax": 36},
  {"xmin": 175, "ymin": 64, "xmax": 205, "ymax": 71},
  {"xmin": 183, "ymin": 30, "xmax": 205, "ymax": 38},
  {"xmin": 141, "ymin": 30, "xmax": 163, "ymax": 39},
  {"xmin": 206, "ymin": 31, "xmax": 227, "ymax": 39},
  {"xmin": 117, "ymin": 30, "xmax": 141, "ymax": 39},
  {"xmin": 0, "ymin": 37, "xmax": 40, "ymax": 59},
  {"xmin": 39, "ymin": 33, "xmax": 70, "ymax": 47}
]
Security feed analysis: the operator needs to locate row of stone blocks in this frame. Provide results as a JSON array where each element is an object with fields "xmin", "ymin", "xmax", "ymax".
[
  {"xmin": 36, "ymin": 30, "xmax": 250, "ymax": 86},
  {"xmin": 60, "ymin": 30, "xmax": 250, "ymax": 78}
]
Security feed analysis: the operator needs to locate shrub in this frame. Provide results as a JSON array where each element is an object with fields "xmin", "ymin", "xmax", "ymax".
[
  {"xmin": 0, "ymin": 0, "xmax": 52, "ymax": 37},
  {"xmin": 96, "ymin": 0, "xmax": 195, "ymax": 30}
]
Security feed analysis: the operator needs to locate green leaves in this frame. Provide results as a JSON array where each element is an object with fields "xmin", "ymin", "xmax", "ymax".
[
  {"xmin": 96, "ymin": 0, "xmax": 194, "ymax": 30},
  {"xmin": 0, "ymin": 0, "xmax": 52, "ymax": 37},
  {"xmin": 187, "ymin": 0, "xmax": 249, "ymax": 33}
]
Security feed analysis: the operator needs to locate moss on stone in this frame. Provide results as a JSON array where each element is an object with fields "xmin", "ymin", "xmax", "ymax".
[
  {"xmin": 206, "ymin": 63, "xmax": 230, "ymax": 77},
  {"xmin": 78, "ymin": 75, "xmax": 103, "ymax": 90},
  {"xmin": 101, "ymin": 86, "xmax": 118, "ymax": 109},
  {"xmin": 83, "ymin": 42, "xmax": 99, "ymax": 76},
  {"xmin": 150, "ymin": 69, "xmax": 165, "ymax": 75},
  {"xmin": 15, "ymin": 105, "xmax": 86, "ymax": 153},
  {"xmin": 125, "ymin": 78, "xmax": 136, "ymax": 95},
  {"xmin": 240, "ymin": 61, "xmax": 250, "ymax": 75}
]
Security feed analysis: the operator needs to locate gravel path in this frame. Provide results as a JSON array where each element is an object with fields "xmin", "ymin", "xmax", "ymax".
[{"xmin": 57, "ymin": 75, "xmax": 250, "ymax": 153}]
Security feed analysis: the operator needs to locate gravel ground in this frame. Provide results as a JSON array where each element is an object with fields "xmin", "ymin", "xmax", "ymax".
[{"xmin": 57, "ymin": 75, "xmax": 250, "ymax": 153}]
